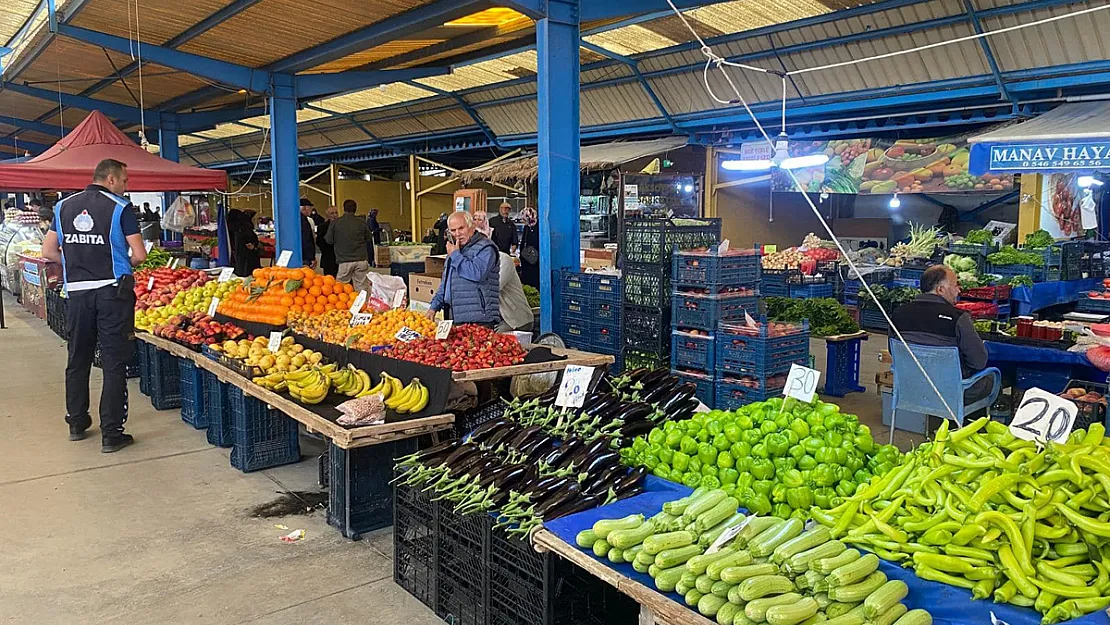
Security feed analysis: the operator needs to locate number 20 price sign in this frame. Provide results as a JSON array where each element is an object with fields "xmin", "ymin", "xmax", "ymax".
[{"xmin": 1009, "ymin": 388, "xmax": 1078, "ymax": 444}]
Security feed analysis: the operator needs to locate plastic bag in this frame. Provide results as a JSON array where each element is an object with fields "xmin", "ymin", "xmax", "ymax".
[
  {"xmin": 161, "ymin": 196, "xmax": 195, "ymax": 233},
  {"xmin": 366, "ymin": 272, "xmax": 408, "ymax": 312}
]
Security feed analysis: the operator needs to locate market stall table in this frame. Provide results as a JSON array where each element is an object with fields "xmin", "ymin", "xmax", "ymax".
[
  {"xmin": 985, "ymin": 339, "xmax": 1105, "ymax": 393},
  {"xmin": 450, "ymin": 347, "xmax": 615, "ymax": 382},
  {"xmin": 1010, "ymin": 277, "xmax": 1101, "ymax": 316}
]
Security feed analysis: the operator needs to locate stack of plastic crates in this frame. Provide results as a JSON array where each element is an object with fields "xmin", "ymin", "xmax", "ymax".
[
  {"xmin": 841, "ymin": 267, "xmax": 895, "ymax": 307},
  {"xmin": 227, "ymin": 385, "xmax": 300, "ymax": 472},
  {"xmin": 148, "ymin": 347, "xmax": 183, "ymax": 410},
  {"xmin": 46, "ymin": 286, "xmax": 67, "ymax": 340},
  {"xmin": 761, "ymin": 269, "xmax": 793, "ymax": 297},
  {"xmin": 1078, "ymin": 294, "xmax": 1110, "ymax": 314},
  {"xmin": 670, "ymin": 245, "xmax": 761, "ymax": 407},
  {"xmin": 202, "ymin": 369, "xmax": 233, "ymax": 447},
  {"xmin": 394, "ymin": 481, "xmax": 438, "ymax": 611},
  {"xmin": 178, "ymin": 358, "xmax": 208, "ymax": 429},
  {"xmin": 716, "ymin": 319, "xmax": 809, "ymax": 409},
  {"xmin": 328, "ymin": 439, "xmax": 416, "ymax": 540},
  {"xmin": 787, "ymin": 260, "xmax": 839, "ymax": 299},
  {"xmin": 989, "ymin": 245, "xmax": 1062, "ymax": 283},
  {"xmin": 958, "ymin": 284, "xmax": 1013, "ymax": 322},
  {"xmin": 558, "ymin": 271, "xmax": 622, "ymax": 367}
]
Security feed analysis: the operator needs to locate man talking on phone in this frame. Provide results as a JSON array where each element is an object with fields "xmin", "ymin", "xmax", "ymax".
[
  {"xmin": 425, "ymin": 211, "xmax": 501, "ymax": 327},
  {"xmin": 42, "ymin": 159, "xmax": 147, "ymax": 452}
]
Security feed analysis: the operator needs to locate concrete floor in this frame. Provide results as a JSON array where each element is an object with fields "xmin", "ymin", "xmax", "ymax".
[{"xmin": 0, "ymin": 293, "xmax": 911, "ymax": 625}]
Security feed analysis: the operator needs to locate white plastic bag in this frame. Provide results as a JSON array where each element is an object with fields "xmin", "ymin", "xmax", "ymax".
[
  {"xmin": 366, "ymin": 272, "xmax": 409, "ymax": 312},
  {"xmin": 161, "ymin": 196, "xmax": 195, "ymax": 233}
]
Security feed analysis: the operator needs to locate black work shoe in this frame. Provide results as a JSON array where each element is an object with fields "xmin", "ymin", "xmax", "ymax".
[
  {"xmin": 68, "ymin": 415, "xmax": 93, "ymax": 441},
  {"xmin": 101, "ymin": 434, "xmax": 135, "ymax": 453}
]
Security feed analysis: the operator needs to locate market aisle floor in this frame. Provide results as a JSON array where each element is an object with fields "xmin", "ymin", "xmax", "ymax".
[{"xmin": 0, "ymin": 294, "xmax": 442, "ymax": 625}]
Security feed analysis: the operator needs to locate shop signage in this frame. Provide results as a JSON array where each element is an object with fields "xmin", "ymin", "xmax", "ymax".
[
  {"xmin": 987, "ymin": 141, "xmax": 1110, "ymax": 171},
  {"xmin": 740, "ymin": 142, "xmax": 774, "ymax": 161},
  {"xmin": 22, "ymin": 261, "xmax": 40, "ymax": 286},
  {"xmin": 1010, "ymin": 388, "xmax": 1076, "ymax": 444},
  {"xmin": 623, "ymin": 184, "xmax": 639, "ymax": 211}
]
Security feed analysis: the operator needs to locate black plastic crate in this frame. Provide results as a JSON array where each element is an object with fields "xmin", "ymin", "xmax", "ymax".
[
  {"xmin": 149, "ymin": 348, "xmax": 182, "ymax": 410},
  {"xmin": 454, "ymin": 399, "xmax": 507, "ymax": 440},
  {"xmin": 137, "ymin": 340, "xmax": 151, "ymax": 396},
  {"xmin": 228, "ymin": 386, "xmax": 300, "ymax": 472},
  {"xmin": 94, "ymin": 340, "xmax": 141, "ymax": 379},
  {"xmin": 1063, "ymin": 380, "xmax": 1108, "ymax": 432},
  {"xmin": 621, "ymin": 347, "xmax": 667, "ymax": 372},
  {"xmin": 328, "ymin": 439, "xmax": 416, "ymax": 539},
  {"xmin": 622, "ymin": 263, "xmax": 670, "ymax": 309},
  {"xmin": 203, "ymin": 370, "xmax": 232, "ymax": 447},
  {"xmin": 622, "ymin": 304, "xmax": 670, "ymax": 353},
  {"xmin": 179, "ymin": 358, "xmax": 208, "ymax": 429},
  {"xmin": 622, "ymin": 217, "xmax": 721, "ymax": 265},
  {"xmin": 436, "ymin": 508, "xmax": 490, "ymax": 625},
  {"xmin": 394, "ymin": 483, "xmax": 438, "ymax": 610}
]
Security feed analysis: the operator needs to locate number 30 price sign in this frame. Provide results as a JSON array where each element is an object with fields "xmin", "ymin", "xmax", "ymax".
[
  {"xmin": 1010, "ymin": 388, "xmax": 1078, "ymax": 444},
  {"xmin": 783, "ymin": 363, "xmax": 821, "ymax": 403}
]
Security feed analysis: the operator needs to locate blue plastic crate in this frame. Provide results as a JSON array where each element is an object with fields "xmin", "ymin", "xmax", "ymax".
[
  {"xmin": 672, "ymin": 247, "xmax": 761, "ymax": 286},
  {"xmin": 328, "ymin": 439, "xmax": 416, "ymax": 540},
  {"xmin": 1028, "ymin": 245, "xmax": 1062, "ymax": 267},
  {"xmin": 560, "ymin": 318, "xmax": 589, "ymax": 344},
  {"xmin": 595, "ymin": 300, "xmax": 619, "ymax": 324},
  {"xmin": 823, "ymin": 336, "xmax": 867, "ymax": 397},
  {"xmin": 670, "ymin": 331, "xmax": 715, "ymax": 372},
  {"xmin": 228, "ymin": 386, "xmax": 300, "ymax": 472},
  {"xmin": 560, "ymin": 270, "xmax": 593, "ymax": 297},
  {"xmin": 594, "ymin": 323, "xmax": 621, "ymax": 352},
  {"xmin": 672, "ymin": 291, "xmax": 758, "ymax": 332},
  {"xmin": 671, "ymin": 369, "xmax": 715, "ymax": 407},
  {"xmin": 561, "ymin": 295, "xmax": 590, "ymax": 320},
  {"xmin": 716, "ymin": 380, "xmax": 779, "ymax": 410},
  {"xmin": 988, "ymin": 263, "xmax": 1049, "ymax": 282},
  {"xmin": 179, "ymin": 359, "xmax": 208, "ymax": 429},
  {"xmin": 947, "ymin": 241, "xmax": 996, "ymax": 257},
  {"xmin": 593, "ymin": 275, "xmax": 621, "ymax": 302},
  {"xmin": 762, "ymin": 282, "xmax": 789, "ymax": 297},
  {"xmin": 716, "ymin": 323, "xmax": 809, "ymax": 375},
  {"xmin": 898, "ymin": 267, "xmax": 925, "ymax": 282},
  {"xmin": 860, "ymin": 308, "xmax": 890, "ymax": 332},
  {"xmin": 789, "ymin": 283, "xmax": 834, "ymax": 299},
  {"xmin": 1077, "ymin": 297, "xmax": 1110, "ymax": 314},
  {"xmin": 203, "ymin": 370, "xmax": 233, "ymax": 447},
  {"xmin": 149, "ymin": 348, "xmax": 182, "ymax": 410},
  {"xmin": 894, "ymin": 277, "xmax": 920, "ymax": 289}
]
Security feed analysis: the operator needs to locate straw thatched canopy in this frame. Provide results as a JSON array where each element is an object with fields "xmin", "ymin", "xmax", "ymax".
[{"xmin": 458, "ymin": 137, "xmax": 688, "ymax": 184}]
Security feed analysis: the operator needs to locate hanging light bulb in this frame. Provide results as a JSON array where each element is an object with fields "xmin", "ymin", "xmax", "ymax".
[{"xmin": 889, "ymin": 193, "xmax": 901, "ymax": 209}]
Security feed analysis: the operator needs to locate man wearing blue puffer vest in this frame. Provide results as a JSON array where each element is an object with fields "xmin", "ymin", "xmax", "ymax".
[{"xmin": 425, "ymin": 211, "xmax": 501, "ymax": 327}]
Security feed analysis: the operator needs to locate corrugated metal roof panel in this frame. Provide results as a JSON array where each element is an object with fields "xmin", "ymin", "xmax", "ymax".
[
  {"xmin": 315, "ymin": 83, "xmax": 434, "ymax": 113},
  {"xmin": 581, "ymin": 82, "xmax": 663, "ymax": 126},
  {"xmin": 316, "ymin": 126, "xmax": 372, "ymax": 146},
  {"xmin": 416, "ymin": 50, "xmax": 539, "ymax": 92},
  {"xmin": 683, "ymin": 0, "xmax": 834, "ymax": 36},
  {"xmin": 308, "ymin": 40, "xmax": 445, "ymax": 73},
  {"xmin": 72, "ymin": 0, "xmax": 231, "ymax": 45},
  {"xmin": 584, "ymin": 25, "xmax": 680, "ymax": 56},
  {"xmin": 370, "ymin": 108, "xmax": 473, "ymax": 137},
  {"xmin": 178, "ymin": 135, "xmax": 205, "ymax": 146},
  {"xmin": 466, "ymin": 81, "xmax": 537, "ymax": 104},
  {"xmin": 297, "ymin": 133, "xmax": 334, "ymax": 150},
  {"xmin": 984, "ymin": 0, "xmax": 1110, "ymax": 72},
  {"xmin": 194, "ymin": 123, "xmax": 260, "ymax": 139},
  {"xmin": 480, "ymin": 100, "xmax": 537, "ymax": 136},
  {"xmin": 0, "ymin": 0, "xmax": 44, "ymax": 45}
]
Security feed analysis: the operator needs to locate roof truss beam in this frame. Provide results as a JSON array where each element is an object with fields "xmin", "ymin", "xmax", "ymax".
[
  {"xmin": 403, "ymin": 80, "xmax": 499, "ymax": 146},
  {"xmin": 1, "ymin": 81, "xmax": 160, "ymax": 126},
  {"xmin": 962, "ymin": 0, "xmax": 1013, "ymax": 104},
  {"xmin": 0, "ymin": 136, "xmax": 48, "ymax": 152},
  {"xmin": 0, "ymin": 115, "xmax": 69, "ymax": 137},
  {"xmin": 579, "ymin": 41, "xmax": 680, "ymax": 134}
]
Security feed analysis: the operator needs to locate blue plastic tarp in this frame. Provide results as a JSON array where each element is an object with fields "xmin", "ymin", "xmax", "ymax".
[
  {"xmin": 986, "ymin": 341, "xmax": 1093, "ymax": 367},
  {"xmin": 544, "ymin": 481, "xmax": 1110, "ymax": 625},
  {"xmin": 1011, "ymin": 279, "xmax": 1101, "ymax": 316}
]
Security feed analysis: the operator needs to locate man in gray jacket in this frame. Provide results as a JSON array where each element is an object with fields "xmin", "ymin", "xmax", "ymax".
[
  {"xmin": 325, "ymin": 199, "xmax": 372, "ymax": 294},
  {"xmin": 425, "ymin": 211, "xmax": 501, "ymax": 326}
]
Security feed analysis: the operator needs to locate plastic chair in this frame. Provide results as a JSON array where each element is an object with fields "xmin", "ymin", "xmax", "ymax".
[{"xmin": 888, "ymin": 340, "xmax": 1001, "ymax": 435}]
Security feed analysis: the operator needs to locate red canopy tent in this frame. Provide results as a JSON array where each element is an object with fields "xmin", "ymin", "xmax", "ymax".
[{"xmin": 0, "ymin": 111, "xmax": 227, "ymax": 191}]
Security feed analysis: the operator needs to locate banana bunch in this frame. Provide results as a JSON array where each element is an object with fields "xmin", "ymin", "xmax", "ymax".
[
  {"xmin": 285, "ymin": 367, "xmax": 331, "ymax": 405},
  {"xmin": 327, "ymin": 365, "xmax": 374, "ymax": 398},
  {"xmin": 252, "ymin": 371, "xmax": 289, "ymax": 392},
  {"xmin": 384, "ymin": 377, "xmax": 429, "ymax": 414},
  {"xmin": 363, "ymin": 371, "xmax": 402, "ymax": 399}
]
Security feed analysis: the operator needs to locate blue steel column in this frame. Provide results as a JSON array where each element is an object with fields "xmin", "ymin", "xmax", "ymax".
[
  {"xmin": 536, "ymin": 0, "xmax": 581, "ymax": 333},
  {"xmin": 269, "ymin": 74, "xmax": 303, "ymax": 267},
  {"xmin": 159, "ymin": 113, "xmax": 180, "ymax": 163}
]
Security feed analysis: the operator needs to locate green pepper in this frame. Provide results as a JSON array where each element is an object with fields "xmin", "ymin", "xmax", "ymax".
[
  {"xmin": 798, "ymin": 454, "xmax": 818, "ymax": 471},
  {"xmin": 845, "ymin": 451, "xmax": 864, "ymax": 473},
  {"xmin": 814, "ymin": 487, "xmax": 835, "ymax": 509},
  {"xmin": 772, "ymin": 503, "xmax": 793, "ymax": 518},
  {"xmin": 772, "ymin": 483, "xmax": 788, "ymax": 503},
  {"xmin": 701, "ymin": 475, "xmax": 721, "ymax": 490},
  {"xmin": 642, "ymin": 453, "xmax": 660, "ymax": 470},
  {"xmin": 648, "ymin": 429, "xmax": 665, "ymax": 446},
  {"xmin": 741, "ymin": 429, "xmax": 762, "ymax": 446},
  {"xmin": 671, "ymin": 451, "xmax": 690, "ymax": 472},
  {"xmin": 665, "ymin": 429, "xmax": 683, "ymax": 449},
  {"xmin": 825, "ymin": 414, "xmax": 845, "ymax": 431},
  {"xmin": 716, "ymin": 451, "xmax": 735, "ymax": 470},
  {"xmin": 815, "ymin": 447, "xmax": 836, "ymax": 464},
  {"xmin": 854, "ymin": 469, "xmax": 871, "ymax": 485},
  {"xmin": 653, "ymin": 465, "xmax": 672, "ymax": 480},
  {"xmin": 720, "ymin": 468, "xmax": 739, "ymax": 485},
  {"xmin": 753, "ymin": 479, "xmax": 774, "ymax": 497},
  {"xmin": 688, "ymin": 456, "xmax": 702, "ymax": 473},
  {"xmin": 765, "ymin": 433, "xmax": 790, "ymax": 457},
  {"xmin": 683, "ymin": 471, "xmax": 702, "ymax": 488},
  {"xmin": 713, "ymin": 433, "xmax": 731, "ymax": 452},
  {"xmin": 787, "ymin": 486, "xmax": 814, "ymax": 510},
  {"xmin": 811, "ymin": 425, "xmax": 828, "ymax": 439},
  {"xmin": 734, "ymin": 457, "xmax": 752, "ymax": 474},
  {"xmin": 680, "ymin": 435, "xmax": 698, "ymax": 455},
  {"xmin": 825, "ymin": 431, "xmax": 844, "ymax": 447},
  {"xmin": 735, "ymin": 414, "xmax": 753, "ymax": 431},
  {"xmin": 855, "ymin": 432, "xmax": 874, "ymax": 454},
  {"xmin": 723, "ymin": 424, "xmax": 741, "ymax": 443},
  {"xmin": 659, "ymin": 447, "xmax": 674, "ymax": 465},
  {"xmin": 736, "ymin": 487, "xmax": 756, "ymax": 508},
  {"xmin": 730, "ymin": 441, "xmax": 751, "ymax": 460},
  {"xmin": 773, "ymin": 457, "xmax": 797, "ymax": 475},
  {"xmin": 632, "ymin": 438, "xmax": 648, "ymax": 453},
  {"xmin": 697, "ymin": 443, "xmax": 718, "ymax": 465},
  {"xmin": 844, "ymin": 414, "xmax": 859, "ymax": 428},
  {"xmin": 696, "ymin": 429, "xmax": 710, "ymax": 443},
  {"xmin": 774, "ymin": 412, "xmax": 791, "ymax": 430},
  {"xmin": 788, "ymin": 445, "xmax": 806, "ymax": 461},
  {"xmin": 806, "ymin": 412, "xmax": 825, "ymax": 428},
  {"xmin": 813, "ymin": 464, "xmax": 838, "ymax": 487},
  {"xmin": 760, "ymin": 421, "xmax": 778, "ymax": 436},
  {"xmin": 835, "ymin": 480, "xmax": 857, "ymax": 498},
  {"xmin": 707, "ymin": 419, "xmax": 722, "ymax": 437},
  {"xmin": 782, "ymin": 469, "xmax": 805, "ymax": 488},
  {"xmin": 802, "ymin": 436, "xmax": 824, "ymax": 456},
  {"xmin": 749, "ymin": 493, "xmax": 773, "ymax": 515},
  {"xmin": 701, "ymin": 465, "xmax": 718, "ymax": 478},
  {"xmin": 751, "ymin": 443, "xmax": 769, "ymax": 459},
  {"xmin": 751, "ymin": 458, "xmax": 775, "ymax": 480},
  {"xmin": 721, "ymin": 482, "xmax": 737, "ymax": 497},
  {"xmin": 736, "ymin": 474, "xmax": 754, "ymax": 492},
  {"xmin": 791, "ymin": 419, "xmax": 810, "ymax": 439},
  {"xmin": 832, "ymin": 447, "xmax": 849, "ymax": 465}
]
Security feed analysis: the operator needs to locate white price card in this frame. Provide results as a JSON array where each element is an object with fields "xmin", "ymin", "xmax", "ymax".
[
  {"xmin": 275, "ymin": 250, "xmax": 292, "ymax": 267},
  {"xmin": 146, "ymin": 276, "xmax": 155, "ymax": 290},
  {"xmin": 1010, "ymin": 388, "xmax": 1077, "ymax": 444},
  {"xmin": 350, "ymin": 313, "xmax": 373, "ymax": 327},
  {"xmin": 267, "ymin": 331, "xmax": 283, "ymax": 353},
  {"xmin": 207, "ymin": 297, "xmax": 220, "ymax": 316},
  {"xmin": 349, "ymin": 290, "xmax": 367, "ymax": 314},
  {"xmin": 556, "ymin": 365, "xmax": 596, "ymax": 408},
  {"xmin": 783, "ymin": 363, "xmax": 821, "ymax": 403},
  {"xmin": 392, "ymin": 289, "xmax": 406, "ymax": 309},
  {"xmin": 395, "ymin": 326, "xmax": 423, "ymax": 342},
  {"xmin": 706, "ymin": 518, "xmax": 749, "ymax": 555},
  {"xmin": 165, "ymin": 257, "xmax": 174, "ymax": 268},
  {"xmin": 435, "ymin": 320, "xmax": 453, "ymax": 340},
  {"xmin": 217, "ymin": 267, "xmax": 235, "ymax": 282},
  {"xmin": 144, "ymin": 240, "xmax": 153, "ymax": 252}
]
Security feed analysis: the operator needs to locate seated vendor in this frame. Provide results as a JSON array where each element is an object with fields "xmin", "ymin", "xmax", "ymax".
[{"xmin": 889, "ymin": 264, "xmax": 993, "ymax": 404}]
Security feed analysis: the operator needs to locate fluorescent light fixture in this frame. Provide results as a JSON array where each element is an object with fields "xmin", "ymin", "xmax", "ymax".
[
  {"xmin": 1078, "ymin": 175, "xmax": 1103, "ymax": 188},
  {"xmin": 780, "ymin": 154, "xmax": 830, "ymax": 170},
  {"xmin": 889, "ymin": 193, "xmax": 901, "ymax": 209},
  {"xmin": 721, "ymin": 159, "xmax": 773, "ymax": 171},
  {"xmin": 683, "ymin": 184, "xmax": 694, "ymax": 193}
]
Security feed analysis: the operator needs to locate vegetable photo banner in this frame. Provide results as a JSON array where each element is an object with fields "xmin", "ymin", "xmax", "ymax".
[{"xmin": 769, "ymin": 131, "xmax": 1014, "ymax": 195}]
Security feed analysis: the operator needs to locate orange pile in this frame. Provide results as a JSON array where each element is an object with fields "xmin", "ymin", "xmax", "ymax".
[
  {"xmin": 217, "ymin": 266, "xmax": 355, "ymax": 326},
  {"xmin": 287, "ymin": 307, "xmax": 437, "ymax": 350}
]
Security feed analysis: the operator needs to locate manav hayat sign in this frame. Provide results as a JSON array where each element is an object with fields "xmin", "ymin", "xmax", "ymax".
[{"xmin": 988, "ymin": 142, "xmax": 1110, "ymax": 171}]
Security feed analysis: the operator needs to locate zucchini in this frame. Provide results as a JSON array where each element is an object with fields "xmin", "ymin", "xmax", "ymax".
[
  {"xmin": 813, "ymin": 548, "xmax": 860, "ymax": 574},
  {"xmin": 892, "ymin": 609, "xmax": 932, "ymax": 625},
  {"xmin": 680, "ymin": 571, "xmax": 699, "ymax": 588},
  {"xmin": 720, "ymin": 563, "xmax": 779, "ymax": 585},
  {"xmin": 870, "ymin": 603, "xmax": 908, "ymax": 625},
  {"xmin": 784, "ymin": 540, "xmax": 846, "ymax": 576},
  {"xmin": 734, "ymin": 614, "xmax": 758, "ymax": 625},
  {"xmin": 609, "ymin": 521, "xmax": 656, "ymax": 550},
  {"xmin": 826, "ymin": 553, "xmax": 880, "ymax": 588},
  {"xmin": 695, "ymin": 497, "xmax": 741, "ymax": 534},
  {"xmin": 684, "ymin": 490, "xmax": 728, "ymax": 524},
  {"xmin": 822, "ymin": 606, "xmax": 867, "ymax": 625},
  {"xmin": 632, "ymin": 557, "xmax": 651, "ymax": 574},
  {"xmin": 608, "ymin": 547, "xmax": 625, "ymax": 564},
  {"xmin": 727, "ymin": 583, "xmax": 746, "ymax": 606},
  {"xmin": 665, "ymin": 487, "xmax": 709, "ymax": 516},
  {"xmin": 825, "ymin": 602, "xmax": 858, "ymax": 619},
  {"xmin": 744, "ymin": 592, "xmax": 802, "ymax": 623},
  {"xmin": 707, "ymin": 550, "xmax": 755, "ymax": 580},
  {"xmin": 710, "ymin": 580, "xmax": 733, "ymax": 599},
  {"xmin": 648, "ymin": 564, "xmax": 660, "ymax": 578},
  {"xmin": 687, "ymin": 547, "xmax": 737, "ymax": 575},
  {"xmin": 676, "ymin": 580, "xmax": 693, "ymax": 596},
  {"xmin": 813, "ymin": 593, "xmax": 832, "ymax": 609},
  {"xmin": 772, "ymin": 527, "xmax": 832, "ymax": 564},
  {"xmin": 863, "ymin": 580, "xmax": 908, "ymax": 619},
  {"xmin": 700, "ymin": 513, "xmax": 747, "ymax": 548},
  {"xmin": 624, "ymin": 544, "xmax": 644, "ymax": 564},
  {"xmin": 696, "ymin": 574, "xmax": 716, "ymax": 594},
  {"xmin": 635, "ymin": 549, "xmax": 656, "ymax": 567},
  {"xmin": 749, "ymin": 518, "xmax": 804, "ymax": 558},
  {"xmin": 738, "ymin": 575, "xmax": 795, "ymax": 602},
  {"xmin": 716, "ymin": 601, "xmax": 742, "ymax": 625},
  {"xmin": 592, "ymin": 539, "xmax": 610, "ymax": 558},
  {"xmin": 800, "ymin": 615, "xmax": 828, "ymax": 625},
  {"xmin": 655, "ymin": 564, "xmax": 686, "ymax": 592},
  {"xmin": 736, "ymin": 517, "xmax": 785, "ymax": 548},
  {"xmin": 656, "ymin": 544, "xmax": 704, "ymax": 569},
  {"xmin": 798, "ymin": 570, "xmax": 827, "ymax": 593},
  {"xmin": 698, "ymin": 593, "xmax": 729, "ymax": 618},
  {"xmin": 593, "ymin": 514, "xmax": 645, "ymax": 539},
  {"xmin": 649, "ymin": 510, "xmax": 677, "ymax": 532},
  {"xmin": 575, "ymin": 529, "xmax": 597, "ymax": 548},
  {"xmin": 766, "ymin": 596, "xmax": 819, "ymax": 625},
  {"xmin": 643, "ymin": 531, "xmax": 696, "ymax": 555},
  {"xmin": 685, "ymin": 589, "xmax": 704, "ymax": 607},
  {"xmin": 828, "ymin": 571, "xmax": 888, "ymax": 603}
]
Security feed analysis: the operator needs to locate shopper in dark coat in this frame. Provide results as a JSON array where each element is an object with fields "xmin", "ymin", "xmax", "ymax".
[
  {"xmin": 230, "ymin": 209, "xmax": 261, "ymax": 277},
  {"xmin": 518, "ymin": 207, "xmax": 540, "ymax": 289},
  {"xmin": 299, "ymin": 198, "xmax": 317, "ymax": 267},
  {"xmin": 317, "ymin": 206, "xmax": 339, "ymax": 276}
]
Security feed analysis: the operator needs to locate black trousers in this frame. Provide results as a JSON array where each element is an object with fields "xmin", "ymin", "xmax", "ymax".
[{"xmin": 65, "ymin": 285, "xmax": 135, "ymax": 437}]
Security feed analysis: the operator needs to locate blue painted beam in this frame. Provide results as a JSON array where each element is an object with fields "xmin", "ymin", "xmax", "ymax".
[
  {"xmin": 962, "ymin": 0, "xmax": 1012, "ymax": 104},
  {"xmin": 580, "ymin": 41, "xmax": 681, "ymax": 135},
  {"xmin": 402, "ymin": 80, "xmax": 498, "ymax": 146},
  {"xmin": 0, "ymin": 115, "xmax": 67, "ymax": 138},
  {"xmin": 177, "ymin": 105, "xmax": 267, "ymax": 133},
  {"xmin": 0, "ymin": 136, "xmax": 48, "ymax": 152},
  {"xmin": 160, "ymin": 113, "xmax": 179, "ymax": 163},
  {"xmin": 56, "ymin": 24, "xmax": 272, "ymax": 93},
  {"xmin": 295, "ymin": 67, "xmax": 449, "ymax": 100},
  {"xmin": 269, "ymin": 73, "xmax": 303, "ymax": 267},
  {"xmin": 2, "ymin": 81, "xmax": 158, "ymax": 126}
]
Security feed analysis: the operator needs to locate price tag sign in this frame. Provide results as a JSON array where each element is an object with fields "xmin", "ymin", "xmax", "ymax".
[
  {"xmin": 1010, "ymin": 388, "xmax": 1077, "ymax": 444},
  {"xmin": 349, "ymin": 290, "xmax": 367, "ymax": 314},
  {"xmin": 218, "ymin": 267, "xmax": 235, "ymax": 283},
  {"xmin": 435, "ymin": 320, "xmax": 453, "ymax": 340},
  {"xmin": 350, "ymin": 313, "xmax": 373, "ymax": 327},
  {"xmin": 276, "ymin": 250, "xmax": 292, "ymax": 267},
  {"xmin": 146, "ymin": 276, "xmax": 155, "ymax": 290},
  {"xmin": 556, "ymin": 365, "xmax": 596, "ymax": 408},
  {"xmin": 706, "ymin": 518, "xmax": 749, "ymax": 555},
  {"xmin": 207, "ymin": 297, "xmax": 220, "ymax": 316},
  {"xmin": 267, "ymin": 331, "xmax": 283, "ymax": 353},
  {"xmin": 392, "ymin": 289, "xmax": 406, "ymax": 309},
  {"xmin": 395, "ymin": 326, "xmax": 423, "ymax": 342},
  {"xmin": 764, "ymin": 244, "xmax": 777, "ymax": 254},
  {"xmin": 144, "ymin": 240, "xmax": 153, "ymax": 252},
  {"xmin": 165, "ymin": 257, "xmax": 174, "ymax": 268},
  {"xmin": 783, "ymin": 363, "xmax": 821, "ymax": 403}
]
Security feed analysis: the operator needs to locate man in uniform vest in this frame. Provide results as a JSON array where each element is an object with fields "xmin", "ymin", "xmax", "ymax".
[{"xmin": 42, "ymin": 159, "xmax": 148, "ymax": 452}]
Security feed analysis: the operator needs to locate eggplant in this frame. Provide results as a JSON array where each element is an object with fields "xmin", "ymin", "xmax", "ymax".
[
  {"xmin": 636, "ymin": 369, "xmax": 669, "ymax": 389},
  {"xmin": 523, "ymin": 437, "xmax": 559, "ymax": 464},
  {"xmin": 545, "ymin": 494, "xmax": 603, "ymax": 520},
  {"xmin": 620, "ymin": 419, "xmax": 656, "ymax": 439},
  {"xmin": 536, "ymin": 482, "xmax": 582, "ymax": 517},
  {"xmin": 507, "ymin": 425, "xmax": 544, "ymax": 450},
  {"xmin": 495, "ymin": 465, "xmax": 529, "ymax": 491},
  {"xmin": 475, "ymin": 463, "xmax": 513, "ymax": 488},
  {"xmin": 624, "ymin": 368, "xmax": 650, "ymax": 383},
  {"xmin": 580, "ymin": 391, "xmax": 611, "ymax": 413},
  {"xmin": 465, "ymin": 456, "xmax": 503, "ymax": 479},
  {"xmin": 659, "ymin": 384, "xmax": 697, "ymax": 414},
  {"xmin": 582, "ymin": 451, "xmax": 621, "ymax": 481},
  {"xmin": 584, "ymin": 393, "xmax": 620, "ymax": 417},
  {"xmin": 611, "ymin": 402, "xmax": 652, "ymax": 424},
  {"xmin": 441, "ymin": 443, "xmax": 480, "ymax": 468},
  {"xmin": 563, "ymin": 437, "xmax": 609, "ymax": 468},
  {"xmin": 469, "ymin": 418, "xmax": 509, "ymax": 443},
  {"xmin": 409, "ymin": 439, "xmax": 459, "ymax": 463},
  {"xmin": 552, "ymin": 438, "xmax": 584, "ymax": 465},
  {"xmin": 664, "ymin": 398, "xmax": 701, "ymax": 422},
  {"xmin": 642, "ymin": 377, "xmax": 681, "ymax": 405},
  {"xmin": 527, "ymin": 476, "xmax": 573, "ymax": 505},
  {"xmin": 612, "ymin": 466, "xmax": 647, "ymax": 496},
  {"xmin": 453, "ymin": 450, "xmax": 493, "ymax": 475},
  {"xmin": 482, "ymin": 425, "xmax": 519, "ymax": 449}
]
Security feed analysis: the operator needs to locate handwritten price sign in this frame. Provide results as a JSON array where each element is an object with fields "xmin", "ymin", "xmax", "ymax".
[
  {"xmin": 349, "ymin": 290, "xmax": 367, "ymax": 314},
  {"xmin": 267, "ymin": 331, "xmax": 283, "ymax": 353},
  {"xmin": 1010, "ymin": 388, "xmax": 1077, "ymax": 444},
  {"xmin": 275, "ymin": 250, "xmax": 292, "ymax": 267},
  {"xmin": 218, "ymin": 267, "xmax": 235, "ymax": 282},
  {"xmin": 783, "ymin": 363, "xmax": 821, "ymax": 403},
  {"xmin": 435, "ymin": 320, "xmax": 453, "ymax": 340},
  {"xmin": 556, "ymin": 365, "xmax": 596, "ymax": 408},
  {"xmin": 395, "ymin": 326, "xmax": 423, "ymax": 342},
  {"xmin": 350, "ymin": 313, "xmax": 373, "ymax": 327}
]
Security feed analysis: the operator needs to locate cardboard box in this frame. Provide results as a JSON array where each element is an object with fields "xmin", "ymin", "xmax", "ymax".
[
  {"xmin": 374, "ymin": 247, "xmax": 392, "ymax": 267},
  {"xmin": 425, "ymin": 255, "xmax": 447, "ymax": 277},
  {"xmin": 409, "ymin": 273, "xmax": 442, "ymax": 304}
]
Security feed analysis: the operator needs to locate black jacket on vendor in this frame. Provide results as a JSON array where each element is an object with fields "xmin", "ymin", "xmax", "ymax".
[{"xmin": 889, "ymin": 293, "xmax": 988, "ymax": 377}]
